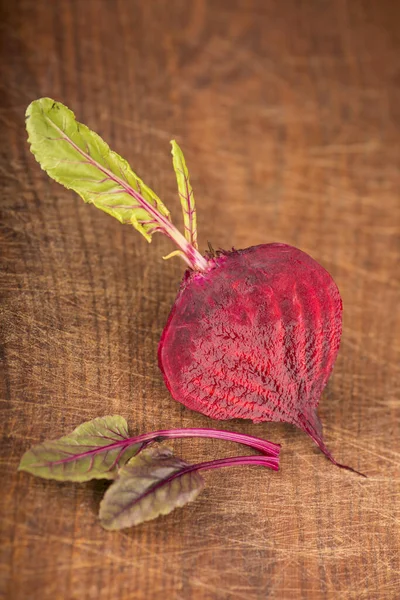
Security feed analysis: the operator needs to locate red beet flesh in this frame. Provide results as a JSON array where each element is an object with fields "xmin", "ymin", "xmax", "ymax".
[{"xmin": 159, "ymin": 243, "xmax": 362, "ymax": 474}]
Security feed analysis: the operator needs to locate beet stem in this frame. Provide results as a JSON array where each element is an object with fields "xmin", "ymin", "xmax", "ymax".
[
  {"xmin": 188, "ymin": 455, "xmax": 280, "ymax": 473},
  {"xmin": 131, "ymin": 428, "xmax": 281, "ymax": 458}
]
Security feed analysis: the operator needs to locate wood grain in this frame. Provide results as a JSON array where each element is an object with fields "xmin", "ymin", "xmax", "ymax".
[{"xmin": 1, "ymin": 1, "xmax": 399, "ymax": 598}]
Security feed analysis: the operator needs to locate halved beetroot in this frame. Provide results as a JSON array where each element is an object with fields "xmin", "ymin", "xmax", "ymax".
[{"xmin": 159, "ymin": 244, "xmax": 361, "ymax": 474}]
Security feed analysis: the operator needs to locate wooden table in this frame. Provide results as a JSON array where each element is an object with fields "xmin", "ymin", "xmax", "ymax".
[{"xmin": 1, "ymin": 1, "xmax": 399, "ymax": 599}]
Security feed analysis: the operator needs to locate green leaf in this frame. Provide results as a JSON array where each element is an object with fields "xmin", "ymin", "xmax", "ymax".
[
  {"xmin": 26, "ymin": 98, "xmax": 171, "ymax": 242},
  {"xmin": 171, "ymin": 140, "xmax": 198, "ymax": 249},
  {"xmin": 18, "ymin": 416, "xmax": 141, "ymax": 482},
  {"xmin": 99, "ymin": 447, "xmax": 204, "ymax": 529}
]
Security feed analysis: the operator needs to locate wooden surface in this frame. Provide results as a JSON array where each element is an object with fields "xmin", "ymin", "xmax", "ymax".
[{"xmin": 1, "ymin": 1, "xmax": 400, "ymax": 599}]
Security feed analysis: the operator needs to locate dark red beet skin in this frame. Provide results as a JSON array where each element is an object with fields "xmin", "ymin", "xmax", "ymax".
[{"xmin": 159, "ymin": 243, "xmax": 362, "ymax": 474}]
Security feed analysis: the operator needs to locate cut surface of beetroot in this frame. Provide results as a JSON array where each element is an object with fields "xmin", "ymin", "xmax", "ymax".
[{"xmin": 159, "ymin": 244, "xmax": 363, "ymax": 475}]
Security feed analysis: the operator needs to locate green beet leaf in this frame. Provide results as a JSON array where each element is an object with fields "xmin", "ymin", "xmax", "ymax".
[
  {"xmin": 26, "ymin": 98, "xmax": 170, "ymax": 242},
  {"xmin": 26, "ymin": 98, "xmax": 208, "ymax": 270},
  {"xmin": 99, "ymin": 447, "xmax": 204, "ymax": 529},
  {"xmin": 171, "ymin": 140, "xmax": 198, "ymax": 249},
  {"xmin": 18, "ymin": 416, "xmax": 141, "ymax": 482}
]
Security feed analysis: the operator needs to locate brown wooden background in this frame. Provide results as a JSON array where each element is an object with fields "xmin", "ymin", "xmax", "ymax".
[{"xmin": 1, "ymin": 1, "xmax": 399, "ymax": 599}]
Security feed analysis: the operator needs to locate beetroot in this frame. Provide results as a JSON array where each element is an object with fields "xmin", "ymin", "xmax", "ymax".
[
  {"xmin": 158, "ymin": 243, "xmax": 362, "ymax": 474},
  {"xmin": 26, "ymin": 98, "xmax": 362, "ymax": 475}
]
